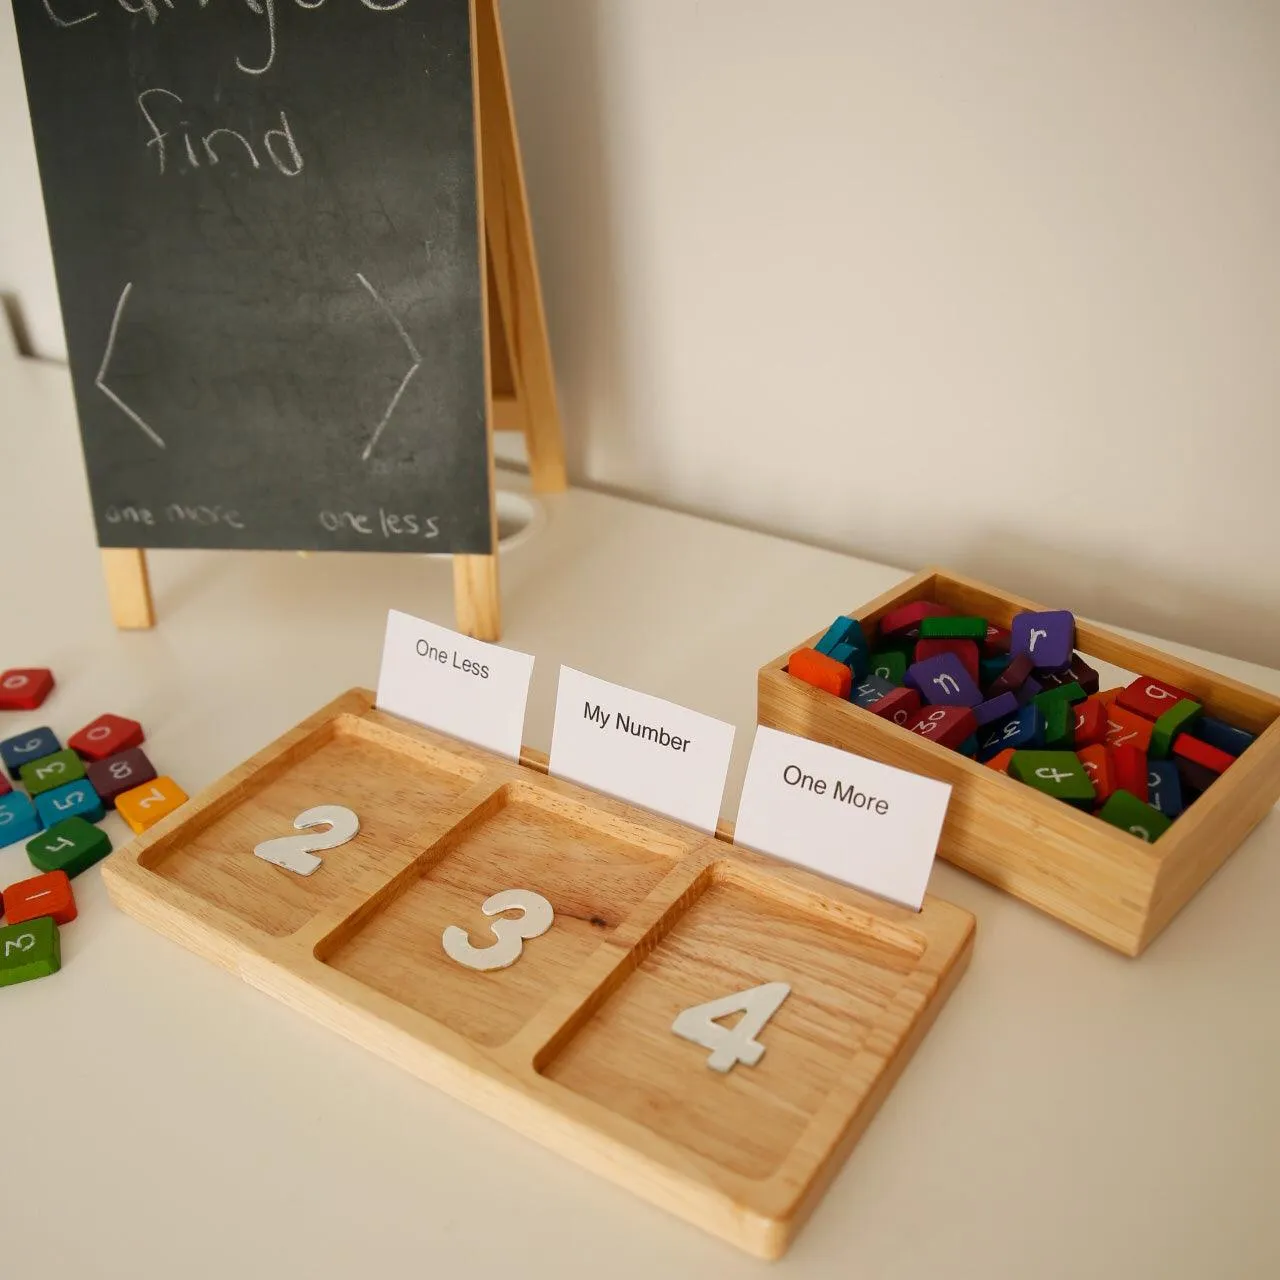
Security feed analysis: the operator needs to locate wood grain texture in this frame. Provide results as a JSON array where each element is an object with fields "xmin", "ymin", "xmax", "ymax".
[
  {"xmin": 101, "ymin": 548, "xmax": 154, "ymax": 630},
  {"xmin": 758, "ymin": 568, "xmax": 1280, "ymax": 956},
  {"xmin": 101, "ymin": 689, "xmax": 973, "ymax": 1258}
]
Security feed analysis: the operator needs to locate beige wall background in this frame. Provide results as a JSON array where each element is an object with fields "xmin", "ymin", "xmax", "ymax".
[{"xmin": 2, "ymin": 1, "xmax": 1277, "ymax": 664}]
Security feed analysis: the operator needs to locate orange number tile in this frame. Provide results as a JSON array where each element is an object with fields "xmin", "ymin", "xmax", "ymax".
[{"xmin": 116, "ymin": 777, "xmax": 189, "ymax": 834}]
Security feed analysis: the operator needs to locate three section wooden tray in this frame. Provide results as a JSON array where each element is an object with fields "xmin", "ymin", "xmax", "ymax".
[{"xmin": 102, "ymin": 689, "xmax": 973, "ymax": 1258}]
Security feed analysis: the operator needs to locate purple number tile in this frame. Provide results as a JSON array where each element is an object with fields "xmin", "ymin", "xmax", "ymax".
[
  {"xmin": 905, "ymin": 653, "xmax": 984, "ymax": 708},
  {"xmin": 972, "ymin": 691, "xmax": 1020, "ymax": 728},
  {"xmin": 1010, "ymin": 610, "xmax": 1075, "ymax": 671},
  {"xmin": 86, "ymin": 747, "xmax": 157, "ymax": 808}
]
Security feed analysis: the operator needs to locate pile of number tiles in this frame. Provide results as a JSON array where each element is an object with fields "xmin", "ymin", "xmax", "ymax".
[
  {"xmin": 0, "ymin": 667, "xmax": 188, "ymax": 988},
  {"xmin": 788, "ymin": 602, "xmax": 1257, "ymax": 844}
]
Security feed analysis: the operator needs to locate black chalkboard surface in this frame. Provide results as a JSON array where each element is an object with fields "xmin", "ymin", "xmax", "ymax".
[{"xmin": 14, "ymin": 0, "xmax": 493, "ymax": 554}]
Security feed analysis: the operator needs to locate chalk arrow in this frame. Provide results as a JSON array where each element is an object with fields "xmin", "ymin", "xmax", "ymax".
[
  {"xmin": 356, "ymin": 271, "xmax": 423, "ymax": 462},
  {"xmin": 96, "ymin": 282, "xmax": 166, "ymax": 450}
]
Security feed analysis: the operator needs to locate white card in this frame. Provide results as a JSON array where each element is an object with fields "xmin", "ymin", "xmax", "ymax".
[
  {"xmin": 734, "ymin": 726, "xmax": 952, "ymax": 909},
  {"xmin": 549, "ymin": 667, "xmax": 735, "ymax": 833},
  {"xmin": 375, "ymin": 610, "xmax": 534, "ymax": 761}
]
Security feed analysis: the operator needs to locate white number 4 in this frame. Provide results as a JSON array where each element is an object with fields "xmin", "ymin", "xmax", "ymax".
[{"xmin": 671, "ymin": 982, "xmax": 791, "ymax": 1073}]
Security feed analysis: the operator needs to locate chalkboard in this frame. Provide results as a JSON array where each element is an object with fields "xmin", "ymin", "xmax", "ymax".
[{"xmin": 14, "ymin": 0, "xmax": 493, "ymax": 554}]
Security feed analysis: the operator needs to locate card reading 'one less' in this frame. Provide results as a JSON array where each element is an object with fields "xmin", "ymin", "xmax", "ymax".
[
  {"xmin": 549, "ymin": 667, "xmax": 735, "ymax": 833},
  {"xmin": 734, "ymin": 726, "xmax": 953, "ymax": 910},
  {"xmin": 376, "ymin": 610, "xmax": 534, "ymax": 761}
]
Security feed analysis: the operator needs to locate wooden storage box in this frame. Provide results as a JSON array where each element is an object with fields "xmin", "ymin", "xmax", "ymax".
[
  {"xmin": 102, "ymin": 689, "xmax": 974, "ymax": 1259},
  {"xmin": 758, "ymin": 569, "xmax": 1280, "ymax": 956}
]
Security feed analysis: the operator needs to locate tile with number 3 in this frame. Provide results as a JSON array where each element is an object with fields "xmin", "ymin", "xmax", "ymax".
[{"xmin": 0, "ymin": 917, "xmax": 61, "ymax": 987}]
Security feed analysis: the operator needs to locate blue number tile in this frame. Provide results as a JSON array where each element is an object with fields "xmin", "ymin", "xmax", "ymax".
[
  {"xmin": 34, "ymin": 779, "xmax": 104, "ymax": 828},
  {"xmin": 0, "ymin": 792, "xmax": 43, "ymax": 848},
  {"xmin": 1, "ymin": 727, "xmax": 62, "ymax": 780}
]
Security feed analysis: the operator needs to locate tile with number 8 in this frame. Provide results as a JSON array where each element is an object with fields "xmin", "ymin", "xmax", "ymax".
[
  {"xmin": 87, "ymin": 747, "xmax": 157, "ymax": 807},
  {"xmin": 906, "ymin": 705, "xmax": 976, "ymax": 749}
]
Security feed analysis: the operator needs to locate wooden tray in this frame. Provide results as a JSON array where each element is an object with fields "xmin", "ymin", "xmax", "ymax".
[
  {"xmin": 101, "ymin": 689, "xmax": 974, "ymax": 1259},
  {"xmin": 759, "ymin": 568, "xmax": 1280, "ymax": 956}
]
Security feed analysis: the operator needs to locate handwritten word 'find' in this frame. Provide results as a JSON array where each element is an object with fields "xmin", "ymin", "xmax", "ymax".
[
  {"xmin": 138, "ymin": 89, "xmax": 302, "ymax": 178},
  {"xmin": 40, "ymin": 0, "xmax": 408, "ymax": 79}
]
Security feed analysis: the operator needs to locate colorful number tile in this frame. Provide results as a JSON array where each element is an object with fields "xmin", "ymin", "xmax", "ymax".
[
  {"xmin": 1147, "ymin": 761, "xmax": 1184, "ymax": 819},
  {"xmin": 972, "ymin": 691, "xmax": 1019, "ymax": 729},
  {"xmin": 3, "ymin": 870, "xmax": 76, "ymax": 926},
  {"xmin": 1010, "ymin": 610, "xmax": 1075, "ymax": 671},
  {"xmin": 1191, "ymin": 715, "xmax": 1255, "ymax": 759},
  {"xmin": 19, "ymin": 748, "xmax": 87, "ymax": 797},
  {"xmin": 1, "ymin": 727, "xmax": 61, "ymax": 780},
  {"xmin": 1112, "ymin": 746, "xmax": 1149, "ymax": 804},
  {"xmin": 0, "ymin": 668, "xmax": 55, "ymax": 712},
  {"xmin": 1073, "ymin": 697, "xmax": 1108, "ymax": 747},
  {"xmin": 1116, "ymin": 675, "xmax": 1196, "ymax": 723},
  {"xmin": 976, "ymin": 706, "xmax": 1045, "ymax": 761},
  {"xmin": 814, "ymin": 616, "xmax": 863, "ymax": 657},
  {"xmin": 1009, "ymin": 750, "xmax": 1095, "ymax": 805},
  {"xmin": 879, "ymin": 601, "xmax": 953, "ymax": 640},
  {"xmin": 868, "ymin": 650, "xmax": 907, "ymax": 686},
  {"xmin": 1104, "ymin": 706, "xmax": 1154, "ymax": 752},
  {"xmin": 1172, "ymin": 734, "xmax": 1234, "ymax": 778},
  {"xmin": 27, "ymin": 816, "xmax": 112, "ymax": 878},
  {"xmin": 1042, "ymin": 700, "xmax": 1074, "ymax": 751},
  {"xmin": 1066, "ymin": 654, "xmax": 1101, "ymax": 695},
  {"xmin": 116, "ymin": 777, "xmax": 189, "ymax": 834},
  {"xmin": 86, "ymin": 748, "xmax": 157, "ymax": 807},
  {"xmin": 1176, "ymin": 755, "xmax": 1218, "ymax": 799},
  {"xmin": 957, "ymin": 735, "xmax": 979, "ymax": 758},
  {"xmin": 0, "ymin": 793, "xmax": 42, "ymax": 848},
  {"xmin": 985, "ymin": 747, "xmax": 1016, "ymax": 774},
  {"xmin": 0, "ymin": 917, "xmax": 60, "ymax": 987},
  {"xmin": 1015, "ymin": 676, "xmax": 1045, "ymax": 707},
  {"xmin": 828, "ymin": 640, "xmax": 869, "ymax": 680},
  {"xmin": 1077, "ymin": 744, "xmax": 1116, "ymax": 805},
  {"xmin": 987, "ymin": 652, "xmax": 1035, "ymax": 699},
  {"xmin": 1150, "ymin": 699, "xmax": 1202, "ymax": 759},
  {"xmin": 979, "ymin": 654, "xmax": 1009, "ymax": 688},
  {"xmin": 788, "ymin": 647, "xmax": 852, "ymax": 699},
  {"xmin": 35, "ymin": 779, "xmax": 104, "ymax": 828},
  {"xmin": 982, "ymin": 624, "xmax": 1012, "ymax": 655},
  {"xmin": 914, "ymin": 638, "xmax": 981, "ymax": 685},
  {"xmin": 68, "ymin": 713, "xmax": 145, "ymax": 763},
  {"xmin": 868, "ymin": 686, "xmax": 922, "ymax": 728},
  {"xmin": 851, "ymin": 673, "xmax": 897, "ymax": 709},
  {"xmin": 905, "ymin": 705, "xmax": 977, "ymax": 750},
  {"xmin": 905, "ymin": 653, "xmax": 984, "ymax": 708},
  {"xmin": 918, "ymin": 615, "xmax": 987, "ymax": 641},
  {"xmin": 1035, "ymin": 668, "xmax": 1076, "ymax": 692},
  {"xmin": 1097, "ymin": 790, "xmax": 1172, "ymax": 844},
  {"xmin": 1032, "ymin": 682, "xmax": 1087, "ymax": 712}
]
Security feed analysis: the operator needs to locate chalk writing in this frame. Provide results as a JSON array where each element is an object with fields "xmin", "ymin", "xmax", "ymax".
[
  {"xmin": 96, "ymin": 282, "xmax": 165, "ymax": 449},
  {"xmin": 319, "ymin": 510, "xmax": 441, "ymax": 539},
  {"xmin": 138, "ymin": 88, "xmax": 303, "ymax": 177}
]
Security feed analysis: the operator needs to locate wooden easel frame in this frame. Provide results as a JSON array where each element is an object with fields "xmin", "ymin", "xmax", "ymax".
[{"xmin": 102, "ymin": 0, "xmax": 565, "ymax": 643}]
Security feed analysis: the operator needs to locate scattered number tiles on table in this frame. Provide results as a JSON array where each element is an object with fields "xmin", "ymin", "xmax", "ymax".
[{"xmin": 100, "ymin": 689, "xmax": 974, "ymax": 1258}]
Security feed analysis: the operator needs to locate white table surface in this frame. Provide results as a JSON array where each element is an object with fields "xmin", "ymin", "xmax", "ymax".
[{"xmin": 2, "ymin": 345, "xmax": 1278, "ymax": 1280}]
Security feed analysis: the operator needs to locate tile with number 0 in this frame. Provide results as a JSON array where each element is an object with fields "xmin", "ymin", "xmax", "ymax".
[
  {"xmin": 0, "ymin": 916, "xmax": 60, "ymax": 987},
  {"xmin": 27, "ymin": 816, "xmax": 112, "ymax": 878},
  {"xmin": 1, "ymin": 726, "xmax": 61, "ymax": 780},
  {"xmin": 905, "ymin": 704, "xmax": 976, "ymax": 749},
  {"xmin": 87, "ymin": 747, "xmax": 157, "ymax": 806},
  {"xmin": 3, "ymin": 870, "xmax": 76, "ymax": 926},
  {"xmin": 116, "ymin": 776, "xmax": 189, "ymax": 833},
  {"xmin": 0, "ymin": 668, "xmax": 55, "ymax": 711},
  {"xmin": 69, "ymin": 713, "xmax": 145, "ymax": 762}
]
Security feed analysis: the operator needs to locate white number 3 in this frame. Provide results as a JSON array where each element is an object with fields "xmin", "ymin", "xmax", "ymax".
[
  {"xmin": 672, "ymin": 982, "xmax": 791, "ymax": 1073},
  {"xmin": 442, "ymin": 889, "xmax": 554, "ymax": 972}
]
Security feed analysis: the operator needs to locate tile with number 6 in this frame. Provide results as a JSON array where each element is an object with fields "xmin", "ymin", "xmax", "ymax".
[
  {"xmin": 1, "ymin": 726, "xmax": 61, "ymax": 780},
  {"xmin": 116, "ymin": 776, "xmax": 189, "ymax": 834}
]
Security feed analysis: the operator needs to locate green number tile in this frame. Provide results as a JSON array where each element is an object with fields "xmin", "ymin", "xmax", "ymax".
[
  {"xmin": 19, "ymin": 748, "xmax": 86, "ymax": 797},
  {"xmin": 1032, "ymin": 682, "xmax": 1088, "ymax": 711},
  {"xmin": 27, "ymin": 816, "xmax": 112, "ymax": 878},
  {"xmin": 1043, "ymin": 700, "xmax": 1075, "ymax": 751},
  {"xmin": 0, "ymin": 917, "xmax": 61, "ymax": 988},
  {"xmin": 1150, "ymin": 699, "xmax": 1202, "ymax": 759},
  {"xmin": 868, "ymin": 649, "xmax": 907, "ymax": 685},
  {"xmin": 1009, "ymin": 750, "xmax": 1096, "ymax": 805},
  {"xmin": 1098, "ymin": 789, "xmax": 1173, "ymax": 843},
  {"xmin": 918, "ymin": 615, "xmax": 988, "ymax": 641}
]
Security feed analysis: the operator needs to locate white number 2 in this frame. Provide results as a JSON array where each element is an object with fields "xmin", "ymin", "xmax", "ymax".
[
  {"xmin": 672, "ymin": 982, "xmax": 791, "ymax": 1073},
  {"xmin": 253, "ymin": 805, "xmax": 360, "ymax": 876},
  {"xmin": 442, "ymin": 889, "xmax": 554, "ymax": 972}
]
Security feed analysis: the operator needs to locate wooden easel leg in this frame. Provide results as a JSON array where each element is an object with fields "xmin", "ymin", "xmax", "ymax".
[
  {"xmin": 102, "ymin": 548, "xmax": 155, "ymax": 629},
  {"xmin": 453, "ymin": 554, "xmax": 501, "ymax": 642},
  {"xmin": 475, "ymin": 0, "xmax": 568, "ymax": 495}
]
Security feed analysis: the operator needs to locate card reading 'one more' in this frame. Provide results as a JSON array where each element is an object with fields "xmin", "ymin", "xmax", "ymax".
[{"xmin": 734, "ymin": 726, "xmax": 953, "ymax": 910}]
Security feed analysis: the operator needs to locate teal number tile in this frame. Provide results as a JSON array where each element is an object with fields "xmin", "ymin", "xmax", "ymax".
[
  {"xmin": 0, "ymin": 917, "xmax": 61, "ymax": 987},
  {"xmin": 19, "ymin": 749, "xmax": 86, "ymax": 797},
  {"xmin": 0, "ymin": 792, "xmax": 42, "ymax": 848},
  {"xmin": 35, "ymin": 779, "xmax": 104, "ymax": 827},
  {"xmin": 27, "ymin": 816, "xmax": 112, "ymax": 878}
]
